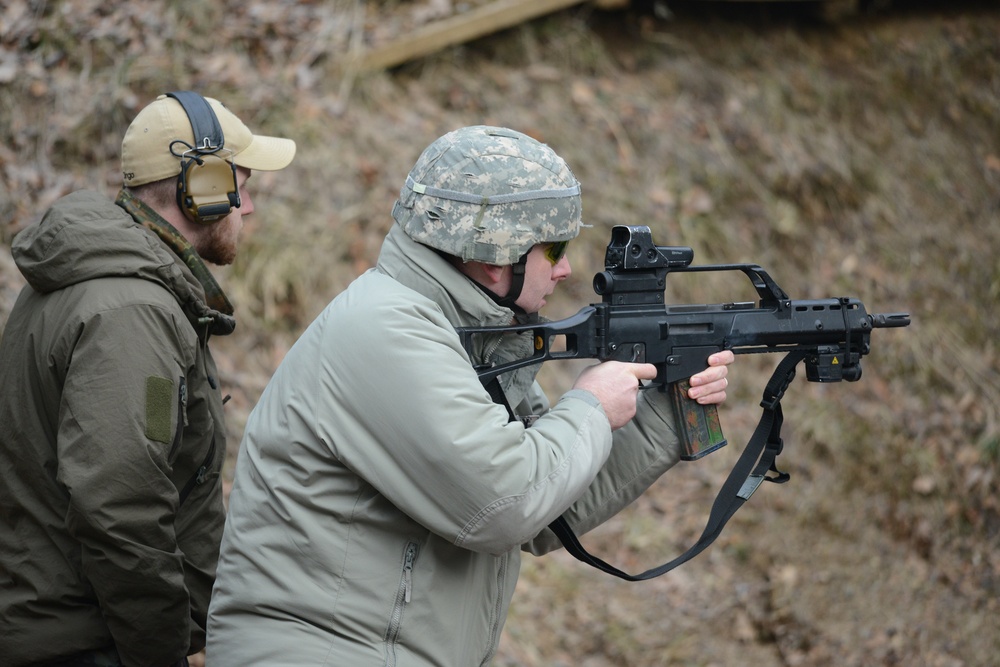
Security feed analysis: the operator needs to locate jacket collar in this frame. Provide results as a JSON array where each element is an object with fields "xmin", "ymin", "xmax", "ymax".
[
  {"xmin": 375, "ymin": 224, "xmax": 541, "ymax": 404},
  {"xmin": 116, "ymin": 189, "xmax": 236, "ymax": 335}
]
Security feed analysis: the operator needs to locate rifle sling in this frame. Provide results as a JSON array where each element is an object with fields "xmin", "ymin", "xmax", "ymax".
[{"xmin": 485, "ymin": 350, "xmax": 805, "ymax": 580}]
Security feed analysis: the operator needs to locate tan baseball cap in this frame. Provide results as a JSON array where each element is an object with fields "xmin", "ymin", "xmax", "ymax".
[{"xmin": 121, "ymin": 93, "xmax": 296, "ymax": 186}]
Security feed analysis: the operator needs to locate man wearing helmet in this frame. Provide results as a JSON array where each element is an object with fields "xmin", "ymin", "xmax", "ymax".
[{"xmin": 206, "ymin": 126, "xmax": 733, "ymax": 665}]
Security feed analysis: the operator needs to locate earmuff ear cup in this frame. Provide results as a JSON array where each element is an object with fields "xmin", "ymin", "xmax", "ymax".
[{"xmin": 177, "ymin": 153, "xmax": 241, "ymax": 225}]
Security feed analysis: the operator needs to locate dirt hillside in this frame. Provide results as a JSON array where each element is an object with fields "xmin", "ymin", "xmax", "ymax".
[{"xmin": 1, "ymin": 1, "xmax": 998, "ymax": 665}]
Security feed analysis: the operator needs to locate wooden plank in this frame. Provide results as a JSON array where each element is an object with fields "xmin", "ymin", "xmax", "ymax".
[{"xmin": 353, "ymin": 0, "xmax": 587, "ymax": 72}]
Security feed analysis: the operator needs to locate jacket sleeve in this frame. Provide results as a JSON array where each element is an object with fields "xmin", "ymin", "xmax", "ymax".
[
  {"xmin": 57, "ymin": 302, "xmax": 197, "ymax": 666},
  {"xmin": 315, "ymin": 279, "xmax": 615, "ymax": 556},
  {"xmin": 520, "ymin": 385, "xmax": 681, "ymax": 556}
]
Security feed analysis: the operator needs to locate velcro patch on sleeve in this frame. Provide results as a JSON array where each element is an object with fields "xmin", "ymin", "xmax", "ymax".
[{"xmin": 145, "ymin": 375, "xmax": 174, "ymax": 444}]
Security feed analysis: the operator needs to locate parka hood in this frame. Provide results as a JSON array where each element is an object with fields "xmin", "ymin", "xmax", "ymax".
[
  {"xmin": 13, "ymin": 190, "xmax": 175, "ymax": 294},
  {"xmin": 375, "ymin": 222, "xmax": 516, "ymax": 330},
  {"xmin": 376, "ymin": 222, "xmax": 541, "ymax": 405},
  {"xmin": 11, "ymin": 190, "xmax": 234, "ymax": 335}
]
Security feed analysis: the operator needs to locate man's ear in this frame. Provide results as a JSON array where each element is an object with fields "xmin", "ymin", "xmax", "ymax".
[
  {"xmin": 480, "ymin": 263, "xmax": 508, "ymax": 286},
  {"xmin": 455, "ymin": 260, "xmax": 512, "ymax": 298}
]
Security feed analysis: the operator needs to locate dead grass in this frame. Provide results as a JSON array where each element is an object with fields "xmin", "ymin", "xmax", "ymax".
[{"xmin": 2, "ymin": 1, "xmax": 999, "ymax": 665}]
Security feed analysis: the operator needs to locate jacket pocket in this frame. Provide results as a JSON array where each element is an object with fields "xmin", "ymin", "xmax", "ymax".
[{"xmin": 383, "ymin": 541, "xmax": 419, "ymax": 667}]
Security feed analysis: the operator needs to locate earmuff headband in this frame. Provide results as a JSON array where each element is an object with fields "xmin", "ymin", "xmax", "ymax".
[
  {"xmin": 167, "ymin": 91, "xmax": 225, "ymax": 153},
  {"xmin": 167, "ymin": 90, "xmax": 241, "ymax": 224}
]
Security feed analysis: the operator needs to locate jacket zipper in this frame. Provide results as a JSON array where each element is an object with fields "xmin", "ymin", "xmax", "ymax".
[
  {"xmin": 167, "ymin": 376, "xmax": 187, "ymax": 460},
  {"xmin": 479, "ymin": 552, "xmax": 509, "ymax": 667},
  {"xmin": 177, "ymin": 318, "xmax": 218, "ymax": 506},
  {"xmin": 483, "ymin": 333, "xmax": 504, "ymax": 367},
  {"xmin": 384, "ymin": 541, "xmax": 419, "ymax": 667},
  {"xmin": 178, "ymin": 434, "xmax": 216, "ymax": 506}
]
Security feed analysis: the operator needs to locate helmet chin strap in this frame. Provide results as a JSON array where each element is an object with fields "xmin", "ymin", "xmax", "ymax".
[
  {"xmin": 495, "ymin": 254, "xmax": 527, "ymax": 312},
  {"xmin": 466, "ymin": 253, "xmax": 529, "ymax": 316}
]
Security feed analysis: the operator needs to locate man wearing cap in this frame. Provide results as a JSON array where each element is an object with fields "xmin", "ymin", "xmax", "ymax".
[
  {"xmin": 206, "ymin": 126, "xmax": 732, "ymax": 665},
  {"xmin": 0, "ymin": 92, "xmax": 295, "ymax": 667}
]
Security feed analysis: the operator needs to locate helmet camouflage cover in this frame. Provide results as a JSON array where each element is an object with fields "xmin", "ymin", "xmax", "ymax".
[{"xmin": 392, "ymin": 126, "xmax": 583, "ymax": 265}]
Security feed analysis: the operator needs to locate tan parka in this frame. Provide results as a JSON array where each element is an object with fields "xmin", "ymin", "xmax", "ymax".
[{"xmin": 206, "ymin": 224, "xmax": 683, "ymax": 666}]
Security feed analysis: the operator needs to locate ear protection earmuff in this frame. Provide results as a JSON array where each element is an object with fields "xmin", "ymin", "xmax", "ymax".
[{"xmin": 167, "ymin": 91, "xmax": 241, "ymax": 225}]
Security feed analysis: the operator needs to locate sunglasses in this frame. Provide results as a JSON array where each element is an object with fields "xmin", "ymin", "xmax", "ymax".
[{"xmin": 543, "ymin": 240, "xmax": 569, "ymax": 265}]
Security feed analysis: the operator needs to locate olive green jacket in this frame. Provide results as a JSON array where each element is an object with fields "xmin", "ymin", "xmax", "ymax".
[
  {"xmin": 206, "ymin": 224, "xmax": 682, "ymax": 666},
  {"xmin": 0, "ymin": 191, "xmax": 230, "ymax": 666}
]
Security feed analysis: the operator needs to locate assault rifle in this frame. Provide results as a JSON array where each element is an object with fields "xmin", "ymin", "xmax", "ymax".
[{"xmin": 456, "ymin": 224, "xmax": 909, "ymax": 579}]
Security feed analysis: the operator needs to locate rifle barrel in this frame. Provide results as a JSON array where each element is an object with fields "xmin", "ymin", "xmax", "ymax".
[{"xmin": 870, "ymin": 313, "xmax": 911, "ymax": 328}]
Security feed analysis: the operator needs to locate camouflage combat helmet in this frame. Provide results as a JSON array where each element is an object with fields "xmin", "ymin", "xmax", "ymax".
[{"xmin": 392, "ymin": 126, "xmax": 583, "ymax": 265}]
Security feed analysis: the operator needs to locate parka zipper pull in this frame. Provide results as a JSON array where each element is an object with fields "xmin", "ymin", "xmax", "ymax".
[
  {"xmin": 403, "ymin": 544, "xmax": 416, "ymax": 603},
  {"xmin": 179, "ymin": 379, "xmax": 188, "ymax": 427}
]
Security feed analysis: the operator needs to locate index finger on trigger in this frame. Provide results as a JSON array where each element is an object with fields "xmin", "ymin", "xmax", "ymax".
[
  {"xmin": 632, "ymin": 363, "xmax": 658, "ymax": 382},
  {"xmin": 708, "ymin": 350, "xmax": 735, "ymax": 366}
]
